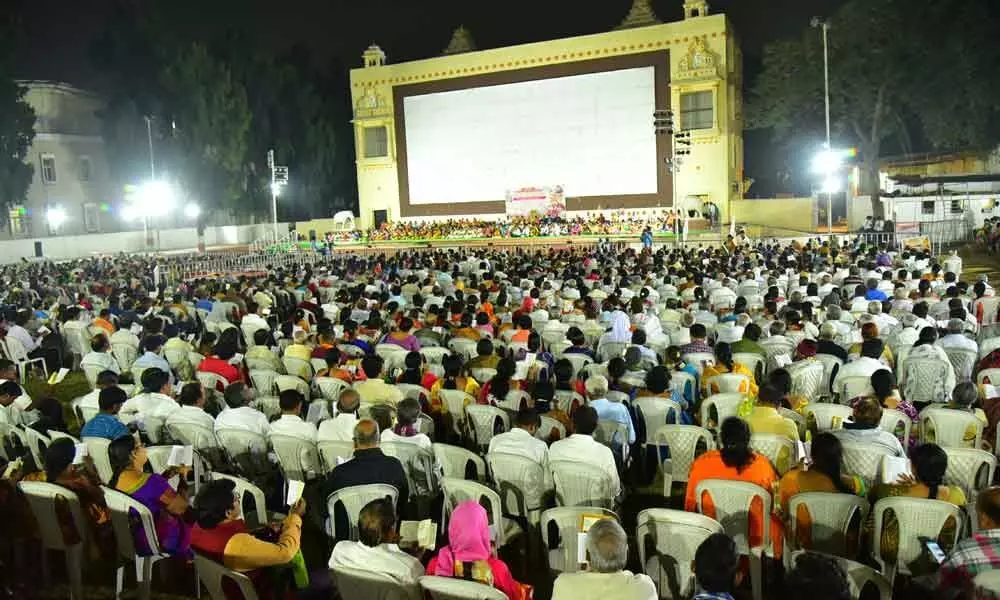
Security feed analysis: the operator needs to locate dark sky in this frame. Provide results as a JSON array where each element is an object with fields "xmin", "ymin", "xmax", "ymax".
[{"xmin": 13, "ymin": 0, "xmax": 845, "ymax": 87}]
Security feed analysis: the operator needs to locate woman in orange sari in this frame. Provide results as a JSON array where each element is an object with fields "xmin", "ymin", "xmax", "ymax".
[{"xmin": 685, "ymin": 417, "xmax": 782, "ymax": 558}]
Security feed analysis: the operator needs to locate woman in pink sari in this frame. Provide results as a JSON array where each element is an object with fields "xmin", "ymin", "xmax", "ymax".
[{"xmin": 427, "ymin": 501, "xmax": 528, "ymax": 600}]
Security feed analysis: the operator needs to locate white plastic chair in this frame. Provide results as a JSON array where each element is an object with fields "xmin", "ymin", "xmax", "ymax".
[
  {"xmin": 652, "ymin": 425, "xmax": 714, "ymax": 496},
  {"xmin": 694, "ymin": 479, "xmax": 772, "ymax": 600},
  {"xmin": 440, "ymin": 477, "xmax": 515, "ymax": 546},
  {"xmin": 275, "ymin": 374, "xmax": 311, "ymax": 401},
  {"xmin": 438, "ymin": 389, "xmax": 476, "ymax": 438},
  {"xmin": 209, "ymin": 472, "xmax": 275, "ymax": 529},
  {"xmin": 789, "ymin": 550, "xmax": 891, "ymax": 600},
  {"xmin": 788, "ymin": 361, "xmax": 825, "ymax": 400},
  {"xmin": 975, "ymin": 570, "xmax": 1000, "ymax": 598},
  {"xmin": 634, "ymin": 396, "xmax": 683, "ymax": 448},
  {"xmin": 840, "ymin": 441, "xmax": 895, "ymax": 489},
  {"xmin": 82, "ymin": 436, "xmax": 113, "ymax": 484},
  {"xmin": 750, "ymin": 433, "xmax": 797, "ymax": 475},
  {"xmin": 562, "ymin": 353, "xmax": 593, "ymax": 376},
  {"xmin": 381, "ymin": 441, "xmax": 437, "ymax": 499},
  {"xmin": 920, "ymin": 408, "xmax": 984, "ymax": 448},
  {"xmin": 871, "ymin": 496, "xmax": 964, "ymax": 584},
  {"xmin": 814, "ymin": 354, "xmax": 843, "ymax": 398},
  {"xmin": 281, "ymin": 356, "xmax": 314, "ymax": 381},
  {"xmin": 433, "ymin": 442, "xmax": 486, "ymax": 481},
  {"xmin": 332, "ymin": 564, "xmax": 421, "ymax": 600},
  {"xmin": 901, "ymin": 358, "xmax": 953, "ymax": 404},
  {"xmin": 193, "ymin": 553, "xmax": 259, "ymax": 600},
  {"xmin": 419, "ymin": 575, "xmax": 506, "ymax": 600},
  {"xmin": 944, "ymin": 347, "xmax": 977, "ymax": 382},
  {"xmin": 879, "ymin": 408, "xmax": 912, "ymax": 446},
  {"xmin": 195, "ymin": 371, "xmax": 230, "ymax": 397},
  {"xmin": 248, "ymin": 369, "xmax": 279, "ymax": 396},
  {"xmin": 540, "ymin": 506, "xmax": 618, "ymax": 575},
  {"xmin": 469, "ymin": 368, "xmax": 497, "ymax": 385},
  {"xmin": 112, "ymin": 343, "xmax": 138, "ymax": 374},
  {"xmin": 943, "ymin": 447, "xmax": 997, "ymax": 499},
  {"xmin": 537, "ymin": 415, "xmax": 567, "ymax": 442},
  {"xmin": 599, "ymin": 341, "xmax": 629, "ymax": 362},
  {"xmin": 465, "ymin": 405, "xmax": 510, "ymax": 451},
  {"xmin": 734, "ymin": 353, "xmax": 765, "ymax": 383},
  {"xmin": 446, "ymin": 338, "xmax": 477, "ymax": 361},
  {"xmin": 550, "ymin": 460, "xmax": 616, "ymax": 508},
  {"xmin": 805, "ymin": 403, "xmax": 853, "ymax": 431},
  {"xmin": 3, "ymin": 336, "xmax": 47, "ymax": 382},
  {"xmin": 699, "ymin": 393, "xmax": 745, "ymax": 428},
  {"xmin": 704, "ymin": 373, "xmax": 750, "ymax": 395},
  {"xmin": 102, "ymin": 486, "xmax": 170, "ymax": 600},
  {"xmin": 317, "ymin": 440, "xmax": 354, "ymax": 471},
  {"xmin": 552, "ymin": 389, "xmax": 586, "ymax": 414},
  {"xmin": 22, "ymin": 427, "xmax": 50, "ymax": 470},
  {"xmin": 835, "ymin": 376, "xmax": 875, "ymax": 405},
  {"xmin": 215, "ymin": 428, "xmax": 269, "ymax": 472},
  {"xmin": 19, "ymin": 481, "xmax": 87, "ymax": 600},
  {"xmin": 315, "ymin": 376, "xmax": 350, "ymax": 402},
  {"xmin": 326, "ymin": 484, "xmax": 399, "ymax": 541},
  {"xmin": 488, "ymin": 451, "xmax": 549, "ymax": 527},
  {"xmin": 636, "ymin": 508, "xmax": 723, "ymax": 600},
  {"xmin": 682, "ymin": 353, "xmax": 716, "ymax": 376},
  {"xmin": 269, "ymin": 434, "xmax": 321, "ymax": 481},
  {"xmin": 786, "ymin": 492, "xmax": 870, "ymax": 558}
]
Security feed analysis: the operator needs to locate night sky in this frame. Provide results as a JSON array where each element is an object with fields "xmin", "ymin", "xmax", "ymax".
[{"xmin": 8, "ymin": 0, "xmax": 847, "ymax": 196}]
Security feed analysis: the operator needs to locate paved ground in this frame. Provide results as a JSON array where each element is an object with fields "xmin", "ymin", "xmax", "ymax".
[{"xmin": 957, "ymin": 244, "xmax": 1000, "ymax": 283}]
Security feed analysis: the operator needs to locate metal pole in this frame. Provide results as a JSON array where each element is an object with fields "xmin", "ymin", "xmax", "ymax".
[
  {"xmin": 822, "ymin": 22, "xmax": 833, "ymax": 235},
  {"xmin": 268, "ymin": 149, "xmax": 278, "ymax": 241},
  {"xmin": 145, "ymin": 116, "xmax": 154, "ymax": 249}
]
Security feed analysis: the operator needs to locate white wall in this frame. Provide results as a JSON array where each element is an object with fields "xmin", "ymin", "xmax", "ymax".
[{"xmin": 0, "ymin": 222, "xmax": 291, "ymax": 264}]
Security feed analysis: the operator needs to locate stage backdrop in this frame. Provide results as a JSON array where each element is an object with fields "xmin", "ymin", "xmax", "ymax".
[{"xmin": 402, "ymin": 66, "xmax": 657, "ymax": 206}]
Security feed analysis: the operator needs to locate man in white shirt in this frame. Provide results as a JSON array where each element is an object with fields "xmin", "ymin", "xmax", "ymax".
[
  {"xmin": 832, "ymin": 397, "xmax": 906, "ymax": 457},
  {"xmin": 240, "ymin": 301, "xmax": 269, "ymax": 334},
  {"xmin": 318, "ymin": 390, "xmax": 361, "ymax": 442},
  {"xmin": 377, "ymin": 397, "xmax": 431, "ymax": 450},
  {"xmin": 488, "ymin": 408, "xmax": 553, "ymax": 500},
  {"xmin": 78, "ymin": 370, "xmax": 120, "ymax": 411},
  {"xmin": 552, "ymin": 519, "xmax": 656, "ymax": 600},
  {"xmin": 832, "ymin": 339, "xmax": 891, "ymax": 393},
  {"xmin": 269, "ymin": 389, "xmax": 318, "ymax": 441},
  {"xmin": 165, "ymin": 381, "xmax": 216, "ymax": 431},
  {"xmin": 215, "ymin": 382, "xmax": 270, "ymax": 436},
  {"xmin": 550, "ymin": 406, "xmax": 621, "ymax": 498},
  {"xmin": 329, "ymin": 497, "xmax": 424, "ymax": 585},
  {"xmin": 80, "ymin": 334, "xmax": 121, "ymax": 374},
  {"xmin": 120, "ymin": 367, "xmax": 179, "ymax": 422},
  {"xmin": 0, "ymin": 381, "xmax": 25, "ymax": 426},
  {"xmin": 938, "ymin": 318, "xmax": 979, "ymax": 354}
]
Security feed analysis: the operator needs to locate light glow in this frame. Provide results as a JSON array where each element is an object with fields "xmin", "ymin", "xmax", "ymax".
[
  {"xmin": 184, "ymin": 203, "xmax": 201, "ymax": 219},
  {"xmin": 821, "ymin": 176, "xmax": 842, "ymax": 194},
  {"xmin": 47, "ymin": 206, "xmax": 68, "ymax": 228}
]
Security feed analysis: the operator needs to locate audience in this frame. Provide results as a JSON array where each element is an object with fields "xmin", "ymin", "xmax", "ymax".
[{"xmin": 328, "ymin": 497, "xmax": 423, "ymax": 585}]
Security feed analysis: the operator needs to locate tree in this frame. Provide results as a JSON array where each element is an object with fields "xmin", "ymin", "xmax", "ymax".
[
  {"xmin": 747, "ymin": 0, "xmax": 1000, "ymax": 215},
  {"xmin": 0, "ymin": 75, "xmax": 35, "ymax": 221},
  {"xmin": 159, "ymin": 42, "xmax": 251, "ymax": 215}
]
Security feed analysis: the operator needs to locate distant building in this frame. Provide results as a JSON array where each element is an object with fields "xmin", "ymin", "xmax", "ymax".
[{"xmin": 11, "ymin": 81, "xmax": 115, "ymax": 237}]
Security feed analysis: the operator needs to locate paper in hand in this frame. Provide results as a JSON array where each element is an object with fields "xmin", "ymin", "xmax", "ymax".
[
  {"xmin": 36, "ymin": 325, "xmax": 51, "ymax": 336},
  {"xmin": 399, "ymin": 519, "xmax": 438, "ymax": 550},
  {"xmin": 577, "ymin": 532, "xmax": 589, "ymax": 565},
  {"xmin": 48, "ymin": 368, "xmax": 70, "ymax": 385},
  {"xmin": 73, "ymin": 443, "xmax": 88, "ymax": 465},
  {"xmin": 130, "ymin": 323, "xmax": 144, "ymax": 336},
  {"xmin": 880, "ymin": 455, "xmax": 912, "ymax": 484},
  {"xmin": 286, "ymin": 479, "xmax": 305, "ymax": 507},
  {"xmin": 306, "ymin": 401, "xmax": 329, "ymax": 424},
  {"xmin": 167, "ymin": 445, "xmax": 194, "ymax": 467}
]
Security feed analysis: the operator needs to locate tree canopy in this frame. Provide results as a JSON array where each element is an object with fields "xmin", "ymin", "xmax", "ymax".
[
  {"xmin": 0, "ymin": 8, "xmax": 35, "ymax": 220},
  {"xmin": 747, "ymin": 0, "xmax": 1000, "ymax": 210}
]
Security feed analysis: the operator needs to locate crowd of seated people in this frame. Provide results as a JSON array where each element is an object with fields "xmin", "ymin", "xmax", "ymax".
[{"xmin": 3, "ymin": 234, "xmax": 1000, "ymax": 600}]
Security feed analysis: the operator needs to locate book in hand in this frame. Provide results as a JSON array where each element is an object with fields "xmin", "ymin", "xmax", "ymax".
[
  {"xmin": 36, "ymin": 325, "xmax": 51, "ymax": 336},
  {"xmin": 880, "ymin": 455, "xmax": 912, "ymax": 484},
  {"xmin": 399, "ymin": 519, "xmax": 437, "ymax": 550},
  {"xmin": 48, "ymin": 368, "xmax": 70, "ymax": 385},
  {"xmin": 286, "ymin": 479, "xmax": 306, "ymax": 507},
  {"xmin": 73, "ymin": 443, "xmax": 88, "ymax": 465},
  {"xmin": 167, "ymin": 445, "xmax": 194, "ymax": 467},
  {"xmin": 306, "ymin": 401, "xmax": 330, "ymax": 424}
]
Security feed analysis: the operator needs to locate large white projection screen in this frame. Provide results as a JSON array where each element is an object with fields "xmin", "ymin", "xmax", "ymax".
[{"xmin": 403, "ymin": 66, "xmax": 658, "ymax": 205}]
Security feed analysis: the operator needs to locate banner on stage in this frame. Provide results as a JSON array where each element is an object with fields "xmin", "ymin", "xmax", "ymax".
[{"xmin": 505, "ymin": 185, "xmax": 566, "ymax": 218}]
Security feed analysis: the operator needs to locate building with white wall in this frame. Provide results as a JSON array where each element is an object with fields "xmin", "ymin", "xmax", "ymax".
[{"xmin": 11, "ymin": 81, "xmax": 115, "ymax": 238}]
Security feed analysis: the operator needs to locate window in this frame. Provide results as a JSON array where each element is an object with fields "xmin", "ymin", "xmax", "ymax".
[
  {"xmin": 78, "ymin": 156, "xmax": 92, "ymax": 182},
  {"xmin": 950, "ymin": 199, "xmax": 963, "ymax": 214},
  {"xmin": 8, "ymin": 205, "xmax": 28, "ymax": 235},
  {"xmin": 40, "ymin": 154, "xmax": 57, "ymax": 184},
  {"xmin": 921, "ymin": 201, "xmax": 935, "ymax": 215},
  {"xmin": 363, "ymin": 126, "xmax": 389, "ymax": 159},
  {"xmin": 84, "ymin": 203, "xmax": 99, "ymax": 233},
  {"xmin": 680, "ymin": 91, "xmax": 714, "ymax": 131}
]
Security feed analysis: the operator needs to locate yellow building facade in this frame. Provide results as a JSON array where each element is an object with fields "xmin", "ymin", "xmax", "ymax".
[{"xmin": 349, "ymin": 0, "xmax": 743, "ymax": 229}]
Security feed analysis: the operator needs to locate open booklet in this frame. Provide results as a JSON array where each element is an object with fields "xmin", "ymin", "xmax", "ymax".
[
  {"xmin": 286, "ymin": 480, "xmax": 306, "ymax": 507},
  {"xmin": 306, "ymin": 401, "xmax": 330, "ymax": 424},
  {"xmin": 168, "ymin": 445, "xmax": 194, "ymax": 467},
  {"xmin": 399, "ymin": 519, "xmax": 437, "ymax": 550},
  {"xmin": 73, "ymin": 443, "xmax": 88, "ymax": 465},
  {"xmin": 514, "ymin": 353, "xmax": 536, "ymax": 381},
  {"xmin": 880, "ymin": 455, "xmax": 912, "ymax": 485}
]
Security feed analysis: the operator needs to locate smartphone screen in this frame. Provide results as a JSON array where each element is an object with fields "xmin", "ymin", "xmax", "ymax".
[{"xmin": 920, "ymin": 536, "xmax": 947, "ymax": 564}]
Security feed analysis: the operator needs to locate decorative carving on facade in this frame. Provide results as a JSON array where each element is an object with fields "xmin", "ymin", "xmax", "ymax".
[
  {"xmin": 676, "ymin": 36, "xmax": 720, "ymax": 81},
  {"xmin": 443, "ymin": 26, "xmax": 477, "ymax": 55},
  {"xmin": 362, "ymin": 44, "xmax": 386, "ymax": 68},
  {"xmin": 354, "ymin": 86, "xmax": 391, "ymax": 120},
  {"xmin": 683, "ymin": 0, "xmax": 709, "ymax": 20},
  {"xmin": 614, "ymin": 0, "xmax": 661, "ymax": 30}
]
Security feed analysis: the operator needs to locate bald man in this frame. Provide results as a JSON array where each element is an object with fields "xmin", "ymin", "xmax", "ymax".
[
  {"xmin": 934, "ymin": 487, "xmax": 1000, "ymax": 598},
  {"xmin": 323, "ymin": 419, "xmax": 409, "ymax": 530}
]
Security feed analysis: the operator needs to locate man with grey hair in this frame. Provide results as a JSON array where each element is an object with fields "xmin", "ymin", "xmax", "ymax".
[
  {"xmin": 552, "ymin": 518, "xmax": 656, "ymax": 600},
  {"xmin": 938, "ymin": 318, "xmax": 978, "ymax": 355},
  {"xmin": 324, "ymin": 418, "xmax": 409, "ymax": 523},
  {"xmin": 586, "ymin": 375, "xmax": 635, "ymax": 445},
  {"xmin": 868, "ymin": 300, "xmax": 898, "ymax": 334}
]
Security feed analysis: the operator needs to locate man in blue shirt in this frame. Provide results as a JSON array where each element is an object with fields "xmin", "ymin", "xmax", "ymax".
[
  {"xmin": 864, "ymin": 278, "xmax": 889, "ymax": 301},
  {"xmin": 584, "ymin": 375, "xmax": 636, "ymax": 445},
  {"xmin": 132, "ymin": 336, "xmax": 173, "ymax": 381},
  {"xmin": 80, "ymin": 387, "xmax": 130, "ymax": 440}
]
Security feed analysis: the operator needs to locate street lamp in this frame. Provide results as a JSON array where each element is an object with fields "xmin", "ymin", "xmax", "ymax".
[
  {"xmin": 811, "ymin": 16, "xmax": 832, "ymax": 232},
  {"xmin": 47, "ymin": 206, "xmax": 68, "ymax": 232},
  {"xmin": 184, "ymin": 203, "xmax": 201, "ymax": 219}
]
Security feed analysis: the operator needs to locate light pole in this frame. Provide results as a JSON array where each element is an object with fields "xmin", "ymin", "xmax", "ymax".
[
  {"xmin": 812, "ymin": 17, "xmax": 832, "ymax": 234},
  {"xmin": 267, "ymin": 149, "xmax": 288, "ymax": 242},
  {"xmin": 144, "ymin": 116, "xmax": 156, "ymax": 247}
]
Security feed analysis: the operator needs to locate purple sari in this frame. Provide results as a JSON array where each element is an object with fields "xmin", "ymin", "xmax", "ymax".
[{"xmin": 119, "ymin": 473, "xmax": 192, "ymax": 557}]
